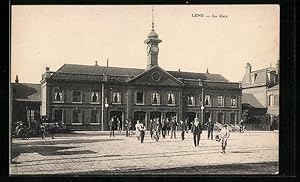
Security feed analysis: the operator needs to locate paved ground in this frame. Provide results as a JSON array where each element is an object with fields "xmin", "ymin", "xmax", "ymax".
[{"xmin": 10, "ymin": 130, "xmax": 278, "ymax": 175}]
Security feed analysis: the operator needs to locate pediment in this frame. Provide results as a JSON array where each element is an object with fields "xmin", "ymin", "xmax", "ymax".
[{"xmin": 127, "ymin": 66, "xmax": 184, "ymax": 87}]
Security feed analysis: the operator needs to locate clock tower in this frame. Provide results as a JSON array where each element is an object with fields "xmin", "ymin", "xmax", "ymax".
[{"xmin": 144, "ymin": 8, "xmax": 162, "ymax": 69}]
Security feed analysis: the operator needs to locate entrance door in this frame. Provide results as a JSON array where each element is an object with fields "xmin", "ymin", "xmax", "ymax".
[
  {"xmin": 166, "ymin": 112, "xmax": 177, "ymax": 121},
  {"xmin": 54, "ymin": 110, "xmax": 63, "ymax": 122},
  {"xmin": 149, "ymin": 112, "xmax": 161, "ymax": 130},
  {"xmin": 187, "ymin": 112, "xmax": 196, "ymax": 130},
  {"xmin": 230, "ymin": 113, "xmax": 236, "ymax": 125},
  {"xmin": 110, "ymin": 111, "xmax": 122, "ymax": 130},
  {"xmin": 204, "ymin": 112, "xmax": 211, "ymax": 123},
  {"xmin": 218, "ymin": 112, "xmax": 225, "ymax": 124},
  {"xmin": 133, "ymin": 111, "xmax": 146, "ymax": 128}
]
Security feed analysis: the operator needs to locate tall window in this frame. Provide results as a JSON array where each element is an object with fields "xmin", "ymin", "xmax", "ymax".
[
  {"xmin": 112, "ymin": 92, "xmax": 121, "ymax": 104},
  {"xmin": 54, "ymin": 89, "xmax": 63, "ymax": 102},
  {"xmin": 152, "ymin": 92, "xmax": 160, "ymax": 105},
  {"xmin": 204, "ymin": 95, "xmax": 211, "ymax": 106},
  {"xmin": 217, "ymin": 96, "xmax": 224, "ymax": 107},
  {"xmin": 187, "ymin": 96, "xmax": 195, "ymax": 106},
  {"xmin": 27, "ymin": 110, "xmax": 34, "ymax": 122},
  {"xmin": 167, "ymin": 93, "xmax": 175, "ymax": 105},
  {"xmin": 72, "ymin": 91, "xmax": 82, "ymax": 102},
  {"xmin": 268, "ymin": 94, "xmax": 274, "ymax": 106},
  {"xmin": 136, "ymin": 92, "xmax": 144, "ymax": 104},
  {"xmin": 274, "ymin": 94, "xmax": 279, "ymax": 106},
  {"xmin": 230, "ymin": 96, "xmax": 237, "ymax": 107},
  {"xmin": 72, "ymin": 110, "xmax": 82, "ymax": 123},
  {"xmin": 91, "ymin": 110, "xmax": 98, "ymax": 123},
  {"xmin": 91, "ymin": 91, "xmax": 99, "ymax": 103}
]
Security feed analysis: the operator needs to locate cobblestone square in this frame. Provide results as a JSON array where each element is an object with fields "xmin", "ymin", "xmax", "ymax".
[{"xmin": 10, "ymin": 130, "xmax": 278, "ymax": 175}]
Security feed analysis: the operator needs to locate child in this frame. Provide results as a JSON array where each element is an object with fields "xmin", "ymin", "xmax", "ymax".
[{"xmin": 220, "ymin": 124, "xmax": 230, "ymax": 154}]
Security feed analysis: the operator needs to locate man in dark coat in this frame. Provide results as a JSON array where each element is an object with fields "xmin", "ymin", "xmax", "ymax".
[
  {"xmin": 109, "ymin": 118, "xmax": 115, "ymax": 137},
  {"xmin": 124, "ymin": 119, "xmax": 129, "ymax": 137},
  {"xmin": 191, "ymin": 118, "xmax": 202, "ymax": 147},
  {"xmin": 149, "ymin": 119, "xmax": 153, "ymax": 138},
  {"xmin": 179, "ymin": 119, "xmax": 186, "ymax": 140},
  {"xmin": 206, "ymin": 118, "xmax": 214, "ymax": 140}
]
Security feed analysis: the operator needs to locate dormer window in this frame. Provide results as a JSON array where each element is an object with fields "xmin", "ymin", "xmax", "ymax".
[{"xmin": 251, "ymin": 73, "xmax": 258, "ymax": 84}]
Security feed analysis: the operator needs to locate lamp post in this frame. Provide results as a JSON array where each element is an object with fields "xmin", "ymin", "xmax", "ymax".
[
  {"xmin": 201, "ymin": 106, "xmax": 204, "ymax": 126},
  {"xmin": 105, "ymin": 100, "xmax": 109, "ymax": 131}
]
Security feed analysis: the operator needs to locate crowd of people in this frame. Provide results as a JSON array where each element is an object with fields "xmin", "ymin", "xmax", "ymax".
[{"xmin": 109, "ymin": 116, "xmax": 231, "ymax": 154}]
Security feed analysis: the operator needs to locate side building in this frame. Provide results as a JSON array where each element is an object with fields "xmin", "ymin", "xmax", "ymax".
[
  {"xmin": 40, "ymin": 24, "xmax": 242, "ymax": 131},
  {"xmin": 11, "ymin": 76, "xmax": 41, "ymax": 127},
  {"xmin": 241, "ymin": 62, "xmax": 279, "ymax": 130}
]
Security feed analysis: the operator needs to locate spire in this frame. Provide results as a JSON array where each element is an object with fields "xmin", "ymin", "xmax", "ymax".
[{"xmin": 151, "ymin": 5, "xmax": 155, "ymax": 31}]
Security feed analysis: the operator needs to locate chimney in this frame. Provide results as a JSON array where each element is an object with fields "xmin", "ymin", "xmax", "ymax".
[
  {"xmin": 106, "ymin": 58, "xmax": 109, "ymax": 67},
  {"xmin": 206, "ymin": 68, "xmax": 209, "ymax": 74},
  {"xmin": 15, "ymin": 75, "xmax": 19, "ymax": 83},
  {"xmin": 46, "ymin": 67, "xmax": 50, "ymax": 72},
  {"xmin": 95, "ymin": 61, "xmax": 98, "ymax": 66},
  {"xmin": 178, "ymin": 69, "xmax": 181, "ymax": 72},
  {"xmin": 246, "ymin": 63, "xmax": 251, "ymax": 74}
]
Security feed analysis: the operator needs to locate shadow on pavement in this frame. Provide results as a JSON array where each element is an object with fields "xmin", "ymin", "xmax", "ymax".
[{"xmin": 73, "ymin": 161, "xmax": 278, "ymax": 175}]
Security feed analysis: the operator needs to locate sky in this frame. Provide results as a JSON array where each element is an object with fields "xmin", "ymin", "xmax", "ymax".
[{"xmin": 11, "ymin": 5, "xmax": 279, "ymax": 83}]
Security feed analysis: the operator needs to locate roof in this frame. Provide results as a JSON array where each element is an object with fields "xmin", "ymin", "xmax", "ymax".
[
  {"xmin": 242, "ymin": 67, "xmax": 277, "ymax": 88},
  {"xmin": 242, "ymin": 93, "xmax": 265, "ymax": 108},
  {"xmin": 56, "ymin": 64, "xmax": 229, "ymax": 82},
  {"xmin": 57, "ymin": 64, "xmax": 144, "ymax": 77},
  {"xmin": 167, "ymin": 70, "xmax": 229, "ymax": 82},
  {"xmin": 12, "ymin": 83, "xmax": 41, "ymax": 101}
]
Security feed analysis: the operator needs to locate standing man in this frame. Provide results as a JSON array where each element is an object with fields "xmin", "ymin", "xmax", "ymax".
[
  {"xmin": 170, "ymin": 117, "xmax": 177, "ymax": 139},
  {"xmin": 117, "ymin": 118, "xmax": 121, "ymax": 133},
  {"xmin": 206, "ymin": 118, "xmax": 214, "ymax": 140},
  {"xmin": 220, "ymin": 124, "xmax": 230, "ymax": 154},
  {"xmin": 135, "ymin": 120, "xmax": 141, "ymax": 140},
  {"xmin": 240, "ymin": 119, "xmax": 244, "ymax": 133},
  {"xmin": 161, "ymin": 118, "xmax": 167, "ymax": 138},
  {"xmin": 185, "ymin": 117, "xmax": 189, "ymax": 133},
  {"xmin": 149, "ymin": 119, "xmax": 153, "ymax": 138},
  {"xmin": 154, "ymin": 119, "xmax": 160, "ymax": 141},
  {"xmin": 129, "ymin": 120, "xmax": 133, "ymax": 137},
  {"xmin": 124, "ymin": 119, "xmax": 129, "ymax": 137},
  {"xmin": 179, "ymin": 119, "xmax": 186, "ymax": 140},
  {"xmin": 191, "ymin": 118, "xmax": 202, "ymax": 147},
  {"xmin": 140, "ymin": 122, "xmax": 146, "ymax": 143},
  {"xmin": 109, "ymin": 117, "xmax": 115, "ymax": 137}
]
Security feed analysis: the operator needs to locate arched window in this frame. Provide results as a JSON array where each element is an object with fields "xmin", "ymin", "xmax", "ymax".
[
  {"xmin": 167, "ymin": 93, "xmax": 175, "ymax": 105},
  {"xmin": 152, "ymin": 92, "xmax": 160, "ymax": 105}
]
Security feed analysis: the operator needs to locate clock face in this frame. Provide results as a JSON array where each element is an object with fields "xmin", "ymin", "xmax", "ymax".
[
  {"xmin": 151, "ymin": 46, "xmax": 159, "ymax": 53},
  {"xmin": 151, "ymin": 72, "xmax": 161, "ymax": 82}
]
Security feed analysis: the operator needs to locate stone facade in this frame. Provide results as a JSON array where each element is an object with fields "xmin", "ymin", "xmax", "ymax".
[{"xmin": 39, "ymin": 24, "xmax": 242, "ymax": 131}]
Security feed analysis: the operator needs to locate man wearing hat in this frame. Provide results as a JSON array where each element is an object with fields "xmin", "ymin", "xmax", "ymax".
[{"xmin": 219, "ymin": 124, "xmax": 230, "ymax": 154}]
